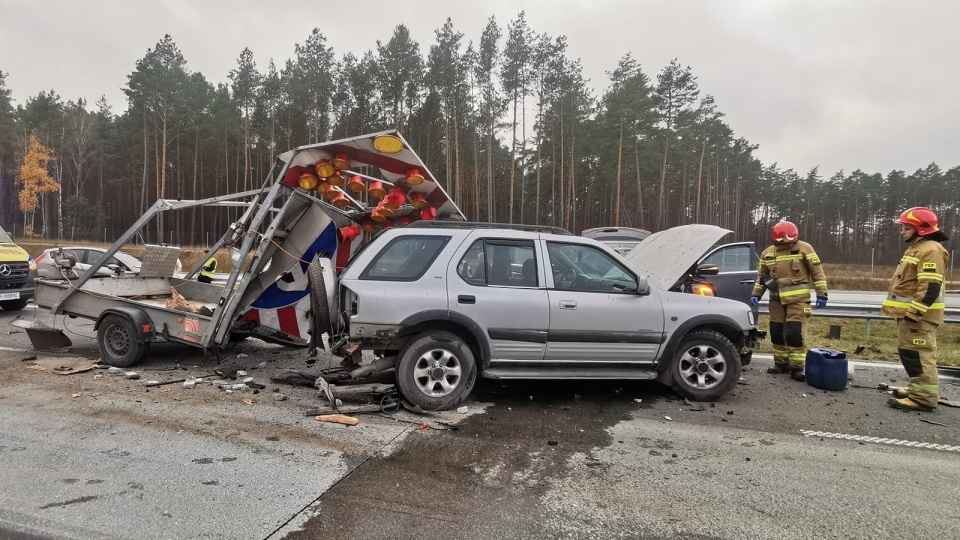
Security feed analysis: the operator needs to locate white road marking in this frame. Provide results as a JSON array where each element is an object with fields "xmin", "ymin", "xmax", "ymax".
[{"xmin": 801, "ymin": 429, "xmax": 960, "ymax": 453}]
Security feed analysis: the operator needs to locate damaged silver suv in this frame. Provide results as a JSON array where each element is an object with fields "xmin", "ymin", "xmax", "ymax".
[{"xmin": 330, "ymin": 222, "xmax": 762, "ymax": 410}]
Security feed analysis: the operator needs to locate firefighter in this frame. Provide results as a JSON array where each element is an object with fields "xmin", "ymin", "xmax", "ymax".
[
  {"xmin": 198, "ymin": 256, "xmax": 217, "ymax": 284},
  {"xmin": 881, "ymin": 207, "xmax": 949, "ymax": 412},
  {"xmin": 750, "ymin": 221, "xmax": 829, "ymax": 381}
]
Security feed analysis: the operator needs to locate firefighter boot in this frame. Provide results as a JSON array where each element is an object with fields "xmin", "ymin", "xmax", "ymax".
[
  {"xmin": 767, "ymin": 364, "xmax": 790, "ymax": 374},
  {"xmin": 887, "ymin": 397, "xmax": 934, "ymax": 412},
  {"xmin": 789, "ymin": 368, "xmax": 806, "ymax": 382}
]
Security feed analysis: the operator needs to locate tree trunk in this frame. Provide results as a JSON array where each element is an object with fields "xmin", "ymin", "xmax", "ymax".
[
  {"xmin": 658, "ymin": 136, "xmax": 670, "ymax": 230},
  {"xmin": 509, "ymin": 87, "xmax": 518, "ymax": 223},
  {"xmin": 615, "ymin": 120, "xmax": 623, "ymax": 226},
  {"xmin": 696, "ymin": 141, "xmax": 706, "ymax": 222}
]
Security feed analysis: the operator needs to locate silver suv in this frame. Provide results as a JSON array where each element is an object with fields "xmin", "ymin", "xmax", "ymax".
[{"xmin": 332, "ymin": 222, "xmax": 762, "ymax": 410}]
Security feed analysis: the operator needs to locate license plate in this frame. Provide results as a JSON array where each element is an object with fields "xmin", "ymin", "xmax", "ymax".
[{"xmin": 0, "ymin": 292, "xmax": 20, "ymax": 301}]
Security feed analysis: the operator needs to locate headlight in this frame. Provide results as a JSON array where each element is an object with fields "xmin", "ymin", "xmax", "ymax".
[
  {"xmin": 748, "ymin": 310, "xmax": 757, "ymax": 327},
  {"xmin": 691, "ymin": 282, "xmax": 716, "ymax": 296}
]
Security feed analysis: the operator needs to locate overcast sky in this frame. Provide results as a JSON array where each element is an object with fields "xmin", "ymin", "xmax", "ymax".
[{"xmin": 2, "ymin": 0, "xmax": 958, "ymax": 178}]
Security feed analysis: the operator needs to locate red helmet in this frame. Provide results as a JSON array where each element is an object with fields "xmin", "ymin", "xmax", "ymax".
[
  {"xmin": 771, "ymin": 221, "xmax": 799, "ymax": 244},
  {"xmin": 897, "ymin": 207, "xmax": 940, "ymax": 236}
]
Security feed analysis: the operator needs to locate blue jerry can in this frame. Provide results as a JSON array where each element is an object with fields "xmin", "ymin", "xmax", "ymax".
[{"xmin": 805, "ymin": 348, "xmax": 848, "ymax": 391}]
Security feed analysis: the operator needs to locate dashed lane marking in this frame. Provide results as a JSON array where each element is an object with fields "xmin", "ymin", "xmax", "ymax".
[
  {"xmin": 0, "ymin": 346, "xmax": 30, "ymax": 353},
  {"xmin": 801, "ymin": 429, "xmax": 960, "ymax": 453}
]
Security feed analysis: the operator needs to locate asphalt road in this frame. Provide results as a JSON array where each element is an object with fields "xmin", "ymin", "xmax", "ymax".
[{"xmin": 1, "ymin": 305, "xmax": 959, "ymax": 539}]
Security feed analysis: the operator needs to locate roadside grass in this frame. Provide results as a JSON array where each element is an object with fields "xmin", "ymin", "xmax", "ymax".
[{"xmin": 757, "ymin": 315, "xmax": 960, "ymax": 367}]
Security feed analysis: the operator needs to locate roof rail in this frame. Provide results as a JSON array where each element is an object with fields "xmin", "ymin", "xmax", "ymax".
[{"xmin": 405, "ymin": 221, "xmax": 573, "ymax": 235}]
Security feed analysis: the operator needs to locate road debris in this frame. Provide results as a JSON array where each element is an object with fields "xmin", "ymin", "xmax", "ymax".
[
  {"xmin": 919, "ymin": 418, "xmax": 948, "ymax": 427},
  {"xmin": 242, "ymin": 397, "xmax": 254, "ymax": 406},
  {"xmin": 24, "ymin": 356, "xmax": 96, "ymax": 375},
  {"xmin": 316, "ymin": 414, "xmax": 359, "ymax": 426}
]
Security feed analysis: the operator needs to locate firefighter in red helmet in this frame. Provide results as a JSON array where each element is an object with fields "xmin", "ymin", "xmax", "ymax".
[
  {"xmin": 881, "ymin": 207, "xmax": 950, "ymax": 411},
  {"xmin": 750, "ymin": 220, "xmax": 829, "ymax": 381}
]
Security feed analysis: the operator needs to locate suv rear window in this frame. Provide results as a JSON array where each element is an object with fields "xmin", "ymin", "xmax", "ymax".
[{"xmin": 360, "ymin": 235, "xmax": 450, "ymax": 281}]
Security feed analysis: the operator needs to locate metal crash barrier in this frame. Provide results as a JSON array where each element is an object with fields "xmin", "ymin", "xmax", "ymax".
[{"xmin": 758, "ymin": 301, "xmax": 960, "ymax": 340}]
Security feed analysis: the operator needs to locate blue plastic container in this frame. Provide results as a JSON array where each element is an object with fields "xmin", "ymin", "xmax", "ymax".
[{"xmin": 805, "ymin": 348, "xmax": 848, "ymax": 391}]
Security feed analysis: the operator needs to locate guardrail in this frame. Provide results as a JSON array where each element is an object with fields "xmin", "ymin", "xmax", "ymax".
[{"xmin": 758, "ymin": 301, "xmax": 960, "ymax": 339}]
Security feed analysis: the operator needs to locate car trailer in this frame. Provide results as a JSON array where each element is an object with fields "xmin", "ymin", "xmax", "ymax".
[{"xmin": 31, "ymin": 130, "xmax": 464, "ymax": 367}]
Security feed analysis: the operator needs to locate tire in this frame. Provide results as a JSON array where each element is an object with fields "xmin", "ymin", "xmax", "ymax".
[
  {"xmin": 669, "ymin": 329, "xmax": 741, "ymax": 401},
  {"xmin": 97, "ymin": 314, "xmax": 151, "ymax": 368},
  {"xmin": 0, "ymin": 298, "xmax": 29, "ymax": 311},
  {"xmin": 307, "ymin": 260, "xmax": 332, "ymax": 340},
  {"xmin": 396, "ymin": 331, "xmax": 477, "ymax": 411}
]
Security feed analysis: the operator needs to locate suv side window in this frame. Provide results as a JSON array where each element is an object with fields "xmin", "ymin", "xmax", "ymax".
[
  {"xmin": 456, "ymin": 239, "xmax": 538, "ymax": 287},
  {"xmin": 701, "ymin": 245, "xmax": 754, "ymax": 272},
  {"xmin": 360, "ymin": 235, "xmax": 450, "ymax": 281},
  {"xmin": 546, "ymin": 242, "xmax": 637, "ymax": 293}
]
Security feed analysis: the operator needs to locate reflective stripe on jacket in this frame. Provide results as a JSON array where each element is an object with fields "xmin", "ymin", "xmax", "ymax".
[
  {"xmin": 880, "ymin": 237, "xmax": 949, "ymax": 324},
  {"xmin": 750, "ymin": 240, "xmax": 828, "ymax": 305}
]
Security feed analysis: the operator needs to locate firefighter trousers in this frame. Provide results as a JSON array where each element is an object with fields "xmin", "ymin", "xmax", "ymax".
[
  {"xmin": 768, "ymin": 299, "xmax": 811, "ymax": 370},
  {"xmin": 896, "ymin": 318, "xmax": 939, "ymax": 408}
]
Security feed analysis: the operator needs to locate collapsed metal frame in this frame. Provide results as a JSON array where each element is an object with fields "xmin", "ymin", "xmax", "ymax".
[{"xmin": 45, "ymin": 130, "xmax": 458, "ymax": 351}]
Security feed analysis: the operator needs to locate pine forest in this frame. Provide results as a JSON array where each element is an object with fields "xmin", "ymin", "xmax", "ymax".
[{"xmin": 0, "ymin": 15, "xmax": 957, "ymax": 266}]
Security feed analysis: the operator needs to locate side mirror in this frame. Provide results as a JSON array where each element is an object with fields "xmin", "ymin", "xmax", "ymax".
[
  {"xmin": 696, "ymin": 263, "xmax": 720, "ymax": 276},
  {"xmin": 635, "ymin": 276, "xmax": 650, "ymax": 295}
]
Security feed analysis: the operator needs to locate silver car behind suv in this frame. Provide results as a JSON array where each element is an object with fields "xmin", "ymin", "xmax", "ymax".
[{"xmin": 331, "ymin": 222, "xmax": 762, "ymax": 410}]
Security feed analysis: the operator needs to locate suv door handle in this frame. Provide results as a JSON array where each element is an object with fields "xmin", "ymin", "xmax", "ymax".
[
  {"xmin": 559, "ymin": 300, "xmax": 577, "ymax": 310},
  {"xmin": 458, "ymin": 295, "xmax": 476, "ymax": 304},
  {"xmin": 739, "ymin": 279, "xmax": 756, "ymax": 285}
]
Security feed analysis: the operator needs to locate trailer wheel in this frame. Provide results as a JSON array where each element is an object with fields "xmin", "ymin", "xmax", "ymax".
[
  {"xmin": 307, "ymin": 260, "xmax": 332, "ymax": 342},
  {"xmin": 0, "ymin": 298, "xmax": 29, "ymax": 311},
  {"xmin": 97, "ymin": 314, "xmax": 150, "ymax": 368}
]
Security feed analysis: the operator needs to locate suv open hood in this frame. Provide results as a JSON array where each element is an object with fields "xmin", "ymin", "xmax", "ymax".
[{"xmin": 623, "ymin": 224, "xmax": 732, "ymax": 290}]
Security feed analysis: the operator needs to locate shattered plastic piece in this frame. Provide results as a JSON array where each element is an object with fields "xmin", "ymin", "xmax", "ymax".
[
  {"xmin": 456, "ymin": 406, "xmax": 468, "ymax": 414},
  {"xmin": 124, "ymin": 372, "xmax": 140, "ymax": 380},
  {"xmin": 664, "ymin": 416, "xmax": 673, "ymax": 421},
  {"xmin": 107, "ymin": 367, "xmax": 122, "ymax": 374},
  {"xmin": 72, "ymin": 393, "xmax": 80, "ymax": 398},
  {"xmin": 183, "ymin": 380, "xmax": 196, "ymax": 389},
  {"xmin": 237, "ymin": 354, "xmax": 248, "ymax": 359},
  {"xmin": 633, "ymin": 398, "xmax": 643, "ymax": 403},
  {"xmin": 236, "ymin": 371, "xmax": 248, "ymax": 377},
  {"xmin": 145, "ymin": 380, "xmax": 160, "ymax": 386},
  {"xmin": 242, "ymin": 377, "xmax": 254, "ymax": 384}
]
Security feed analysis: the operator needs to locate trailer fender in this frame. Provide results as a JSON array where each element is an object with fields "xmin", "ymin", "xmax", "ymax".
[{"xmin": 95, "ymin": 307, "xmax": 156, "ymax": 344}]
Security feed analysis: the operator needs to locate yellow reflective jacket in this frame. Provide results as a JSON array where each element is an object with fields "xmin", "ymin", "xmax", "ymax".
[
  {"xmin": 880, "ymin": 237, "xmax": 949, "ymax": 324},
  {"xmin": 751, "ymin": 240, "xmax": 828, "ymax": 305},
  {"xmin": 200, "ymin": 257, "xmax": 217, "ymax": 279}
]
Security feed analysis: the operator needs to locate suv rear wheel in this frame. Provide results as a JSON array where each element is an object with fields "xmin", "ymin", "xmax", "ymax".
[
  {"xmin": 669, "ymin": 329, "xmax": 741, "ymax": 401},
  {"xmin": 396, "ymin": 331, "xmax": 476, "ymax": 411}
]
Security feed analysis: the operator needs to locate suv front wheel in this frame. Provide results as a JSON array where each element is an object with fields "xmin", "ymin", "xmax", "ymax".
[
  {"xmin": 669, "ymin": 329, "xmax": 741, "ymax": 401},
  {"xmin": 396, "ymin": 331, "xmax": 477, "ymax": 411}
]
